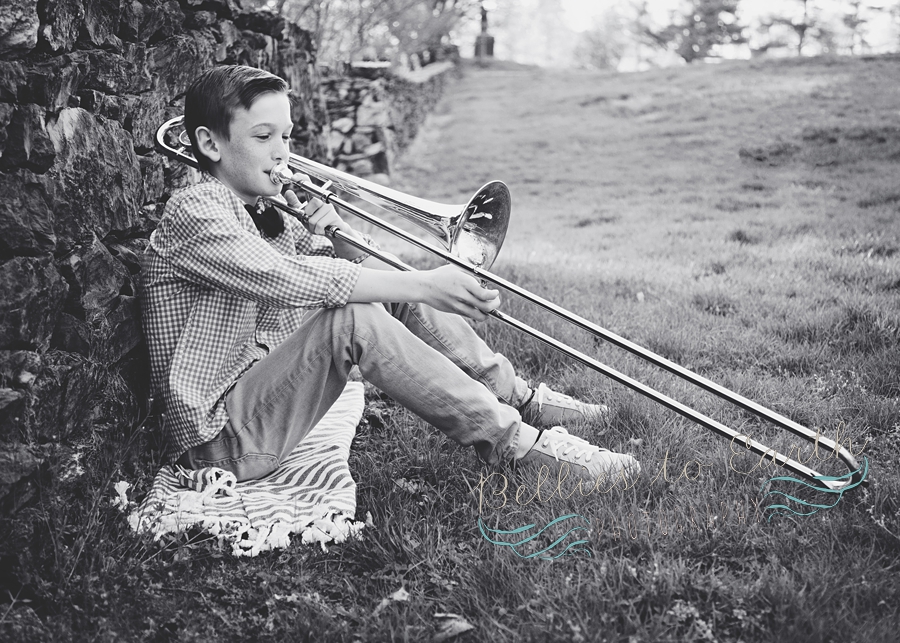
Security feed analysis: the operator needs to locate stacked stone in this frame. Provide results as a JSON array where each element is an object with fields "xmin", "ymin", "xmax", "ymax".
[
  {"xmin": 322, "ymin": 72, "xmax": 392, "ymax": 180},
  {"xmin": 319, "ymin": 61, "xmax": 457, "ymax": 184},
  {"xmin": 0, "ymin": 0, "xmax": 326, "ymax": 511},
  {"xmin": 384, "ymin": 62, "xmax": 457, "ymax": 153}
]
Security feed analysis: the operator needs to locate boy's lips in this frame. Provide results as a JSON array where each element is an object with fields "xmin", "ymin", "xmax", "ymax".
[{"xmin": 269, "ymin": 163, "xmax": 293, "ymax": 185}]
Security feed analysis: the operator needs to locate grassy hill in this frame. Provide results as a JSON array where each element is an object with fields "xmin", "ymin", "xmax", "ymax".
[{"xmin": 3, "ymin": 54, "xmax": 900, "ymax": 642}]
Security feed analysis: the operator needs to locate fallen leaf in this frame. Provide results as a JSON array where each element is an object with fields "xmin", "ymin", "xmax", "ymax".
[
  {"xmin": 372, "ymin": 586, "xmax": 410, "ymax": 616},
  {"xmin": 111, "ymin": 480, "xmax": 131, "ymax": 510},
  {"xmin": 433, "ymin": 613, "xmax": 474, "ymax": 642},
  {"xmin": 394, "ymin": 477, "xmax": 421, "ymax": 493},
  {"xmin": 391, "ymin": 587, "xmax": 410, "ymax": 602}
]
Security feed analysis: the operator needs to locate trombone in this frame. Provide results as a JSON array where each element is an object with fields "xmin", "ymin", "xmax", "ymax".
[{"xmin": 156, "ymin": 116, "xmax": 866, "ymax": 492}]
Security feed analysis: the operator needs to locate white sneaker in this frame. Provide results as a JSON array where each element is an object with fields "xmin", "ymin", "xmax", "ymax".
[{"xmin": 517, "ymin": 426, "xmax": 640, "ymax": 484}]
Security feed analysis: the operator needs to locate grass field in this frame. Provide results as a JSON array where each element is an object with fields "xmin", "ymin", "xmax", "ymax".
[{"xmin": 3, "ymin": 55, "xmax": 900, "ymax": 642}]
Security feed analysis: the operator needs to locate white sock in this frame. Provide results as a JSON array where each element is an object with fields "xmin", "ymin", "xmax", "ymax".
[{"xmin": 514, "ymin": 423, "xmax": 541, "ymax": 459}]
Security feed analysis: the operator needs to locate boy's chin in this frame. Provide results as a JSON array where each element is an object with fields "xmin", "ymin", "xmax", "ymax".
[{"xmin": 258, "ymin": 182, "xmax": 283, "ymax": 198}]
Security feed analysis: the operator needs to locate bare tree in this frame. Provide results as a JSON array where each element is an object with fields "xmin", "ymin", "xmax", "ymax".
[
  {"xmin": 574, "ymin": 7, "xmax": 628, "ymax": 70},
  {"xmin": 635, "ymin": 0, "xmax": 746, "ymax": 64},
  {"xmin": 259, "ymin": 0, "xmax": 478, "ymax": 68},
  {"xmin": 843, "ymin": 1, "xmax": 866, "ymax": 53},
  {"xmin": 759, "ymin": 0, "xmax": 835, "ymax": 56}
]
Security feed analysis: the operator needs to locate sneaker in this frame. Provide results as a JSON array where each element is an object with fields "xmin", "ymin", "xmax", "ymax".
[
  {"xmin": 520, "ymin": 382, "xmax": 608, "ymax": 427},
  {"xmin": 517, "ymin": 426, "xmax": 640, "ymax": 484}
]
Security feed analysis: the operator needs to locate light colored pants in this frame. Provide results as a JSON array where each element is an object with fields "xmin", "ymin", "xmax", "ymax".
[{"xmin": 178, "ymin": 302, "xmax": 531, "ymax": 481}]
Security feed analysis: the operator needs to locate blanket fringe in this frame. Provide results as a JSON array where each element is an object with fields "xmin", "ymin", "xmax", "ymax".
[{"xmin": 126, "ymin": 382, "xmax": 368, "ymax": 557}]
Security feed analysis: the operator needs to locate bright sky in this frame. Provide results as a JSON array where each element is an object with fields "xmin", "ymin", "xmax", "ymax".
[
  {"xmin": 472, "ymin": 1, "xmax": 896, "ymax": 67},
  {"xmin": 558, "ymin": 0, "xmax": 874, "ymax": 33}
]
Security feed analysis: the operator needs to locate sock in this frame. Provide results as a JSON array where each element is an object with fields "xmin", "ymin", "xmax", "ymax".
[
  {"xmin": 514, "ymin": 423, "xmax": 542, "ymax": 459},
  {"xmin": 516, "ymin": 387, "xmax": 536, "ymax": 413}
]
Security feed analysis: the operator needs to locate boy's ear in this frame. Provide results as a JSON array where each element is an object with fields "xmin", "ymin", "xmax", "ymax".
[{"xmin": 194, "ymin": 126, "xmax": 221, "ymax": 164}]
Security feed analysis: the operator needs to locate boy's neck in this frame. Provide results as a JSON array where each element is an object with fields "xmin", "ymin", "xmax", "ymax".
[{"xmin": 207, "ymin": 167, "xmax": 258, "ymax": 206}]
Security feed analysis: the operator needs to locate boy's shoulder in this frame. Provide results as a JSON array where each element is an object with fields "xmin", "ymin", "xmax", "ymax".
[
  {"xmin": 151, "ymin": 175, "xmax": 248, "ymax": 248},
  {"xmin": 165, "ymin": 174, "xmax": 235, "ymax": 216}
]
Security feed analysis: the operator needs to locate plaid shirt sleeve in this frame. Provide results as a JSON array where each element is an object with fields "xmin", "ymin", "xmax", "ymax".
[{"xmin": 284, "ymin": 212, "xmax": 339, "ymax": 258}]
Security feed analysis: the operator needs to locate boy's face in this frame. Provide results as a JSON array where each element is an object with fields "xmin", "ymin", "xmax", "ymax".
[{"xmin": 202, "ymin": 91, "xmax": 293, "ymax": 204}]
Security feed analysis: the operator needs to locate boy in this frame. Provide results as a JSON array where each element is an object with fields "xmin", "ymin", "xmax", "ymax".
[{"xmin": 141, "ymin": 65, "xmax": 639, "ymax": 487}]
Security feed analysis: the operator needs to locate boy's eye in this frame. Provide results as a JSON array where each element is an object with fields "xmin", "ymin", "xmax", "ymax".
[{"xmin": 256, "ymin": 134, "xmax": 270, "ymax": 140}]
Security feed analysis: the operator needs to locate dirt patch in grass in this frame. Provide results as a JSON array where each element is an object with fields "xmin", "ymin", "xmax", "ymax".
[
  {"xmin": 858, "ymin": 191, "xmax": 900, "ymax": 210},
  {"xmin": 692, "ymin": 291, "xmax": 739, "ymax": 317},
  {"xmin": 727, "ymin": 229, "xmax": 756, "ymax": 244},
  {"xmin": 716, "ymin": 197, "xmax": 765, "ymax": 212},
  {"xmin": 741, "ymin": 125, "xmax": 900, "ymax": 170},
  {"xmin": 738, "ymin": 140, "xmax": 801, "ymax": 166}
]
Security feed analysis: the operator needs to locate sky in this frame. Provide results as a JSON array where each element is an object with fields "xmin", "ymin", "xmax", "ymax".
[
  {"xmin": 582, "ymin": 1, "xmax": 893, "ymax": 52},
  {"xmin": 559, "ymin": 0, "xmax": 855, "ymax": 32},
  {"xmin": 474, "ymin": 0, "xmax": 898, "ymax": 68}
]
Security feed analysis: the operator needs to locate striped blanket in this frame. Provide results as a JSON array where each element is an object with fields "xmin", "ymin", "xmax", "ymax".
[{"xmin": 129, "ymin": 382, "xmax": 368, "ymax": 557}]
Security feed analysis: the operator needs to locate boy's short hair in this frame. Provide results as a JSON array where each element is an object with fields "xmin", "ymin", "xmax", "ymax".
[{"xmin": 184, "ymin": 65, "xmax": 290, "ymax": 172}]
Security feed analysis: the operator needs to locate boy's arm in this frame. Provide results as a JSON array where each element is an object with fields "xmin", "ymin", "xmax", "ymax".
[
  {"xmin": 286, "ymin": 215, "xmax": 337, "ymax": 258},
  {"xmin": 285, "ymin": 189, "xmax": 378, "ymax": 262},
  {"xmin": 281, "ymin": 190, "xmax": 501, "ymax": 319},
  {"xmin": 349, "ymin": 264, "xmax": 501, "ymax": 321}
]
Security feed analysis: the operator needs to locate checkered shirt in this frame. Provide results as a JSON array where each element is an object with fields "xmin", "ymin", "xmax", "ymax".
[{"xmin": 141, "ymin": 174, "xmax": 361, "ymax": 463}]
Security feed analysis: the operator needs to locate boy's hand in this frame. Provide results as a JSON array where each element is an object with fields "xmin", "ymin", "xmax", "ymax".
[
  {"xmin": 283, "ymin": 172, "xmax": 348, "ymax": 237},
  {"xmin": 284, "ymin": 172, "xmax": 371, "ymax": 261},
  {"xmin": 303, "ymin": 196, "xmax": 345, "ymax": 237},
  {"xmin": 422, "ymin": 265, "xmax": 501, "ymax": 321}
]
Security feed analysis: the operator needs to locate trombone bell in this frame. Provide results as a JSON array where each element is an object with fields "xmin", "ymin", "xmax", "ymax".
[{"xmin": 267, "ymin": 154, "xmax": 511, "ymax": 270}]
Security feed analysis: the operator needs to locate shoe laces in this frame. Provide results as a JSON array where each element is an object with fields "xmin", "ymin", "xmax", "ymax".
[
  {"xmin": 540, "ymin": 427, "xmax": 595, "ymax": 463},
  {"xmin": 535, "ymin": 382, "xmax": 579, "ymax": 411}
]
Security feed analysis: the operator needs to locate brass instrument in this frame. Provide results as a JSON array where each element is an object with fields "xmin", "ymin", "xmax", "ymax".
[{"xmin": 156, "ymin": 116, "xmax": 866, "ymax": 492}]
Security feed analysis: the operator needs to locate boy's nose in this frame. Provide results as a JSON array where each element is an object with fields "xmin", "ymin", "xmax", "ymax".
[{"xmin": 275, "ymin": 138, "xmax": 290, "ymax": 161}]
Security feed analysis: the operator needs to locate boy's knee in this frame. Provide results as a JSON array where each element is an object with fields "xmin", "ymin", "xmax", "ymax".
[{"xmin": 328, "ymin": 302, "xmax": 389, "ymax": 329}]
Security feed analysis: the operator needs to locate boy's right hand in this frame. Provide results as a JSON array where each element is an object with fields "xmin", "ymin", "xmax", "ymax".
[{"xmin": 420, "ymin": 265, "xmax": 501, "ymax": 321}]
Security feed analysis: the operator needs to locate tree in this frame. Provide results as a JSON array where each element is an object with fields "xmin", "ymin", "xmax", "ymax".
[
  {"xmin": 841, "ymin": 1, "xmax": 898, "ymax": 54},
  {"xmin": 573, "ymin": 8, "xmax": 628, "ymax": 70},
  {"xmin": 255, "ymin": 0, "xmax": 480, "ymax": 68},
  {"xmin": 639, "ymin": 0, "xmax": 746, "ymax": 64},
  {"xmin": 843, "ymin": 1, "xmax": 868, "ymax": 53},
  {"xmin": 759, "ymin": 0, "xmax": 834, "ymax": 56}
]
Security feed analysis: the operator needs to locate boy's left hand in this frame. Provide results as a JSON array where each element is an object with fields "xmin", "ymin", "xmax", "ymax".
[
  {"xmin": 284, "ymin": 172, "xmax": 348, "ymax": 236},
  {"xmin": 285, "ymin": 172, "xmax": 369, "ymax": 261}
]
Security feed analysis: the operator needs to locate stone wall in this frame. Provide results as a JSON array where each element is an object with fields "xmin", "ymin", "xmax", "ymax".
[
  {"xmin": 0, "ymin": 0, "xmax": 328, "ymax": 511},
  {"xmin": 0, "ymin": 0, "xmax": 460, "ymax": 513},
  {"xmin": 321, "ymin": 60, "xmax": 459, "ymax": 183}
]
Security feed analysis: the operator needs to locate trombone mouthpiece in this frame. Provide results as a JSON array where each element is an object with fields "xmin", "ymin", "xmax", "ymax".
[{"xmin": 270, "ymin": 163, "xmax": 293, "ymax": 185}]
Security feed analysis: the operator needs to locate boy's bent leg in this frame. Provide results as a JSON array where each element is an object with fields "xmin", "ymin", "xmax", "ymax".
[
  {"xmin": 207, "ymin": 311, "xmax": 362, "ymax": 481},
  {"xmin": 388, "ymin": 302, "xmax": 532, "ymax": 410},
  {"xmin": 327, "ymin": 303, "xmax": 523, "ymax": 464},
  {"xmin": 192, "ymin": 303, "xmax": 524, "ymax": 480},
  {"xmin": 178, "ymin": 308, "xmax": 355, "ymax": 481},
  {"xmin": 393, "ymin": 304, "xmax": 611, "ymax": 429}
]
